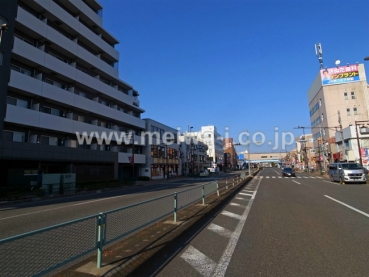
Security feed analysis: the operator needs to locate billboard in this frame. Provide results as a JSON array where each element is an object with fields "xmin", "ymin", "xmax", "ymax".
[{"xmin": 321, "ymin": 64, "xmax": 360, "ymax": 86}]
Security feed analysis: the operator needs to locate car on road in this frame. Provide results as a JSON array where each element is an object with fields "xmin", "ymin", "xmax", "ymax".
[
  {"xmin": 329, "ymin": 162, "xmax": 366, "ymax": 184},
  {"xmin": 282, "ymin": 167, "xmax": 295, "ymax": 177}
]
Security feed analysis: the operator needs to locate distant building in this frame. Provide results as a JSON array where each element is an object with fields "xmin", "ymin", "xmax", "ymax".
[
  {"xmin": 223, "ymin": 138, "xmax": 238, "ymax": 170},
  {"xmin": 187, "ymin": 125, "xmax": 224, "ymax": 168}
]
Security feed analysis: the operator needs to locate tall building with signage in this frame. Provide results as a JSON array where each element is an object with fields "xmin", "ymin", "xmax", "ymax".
[
  {"xmin": 307, "ymin": 63, "xmax": 368, "ymax": 164},
  {"xmin": 0, "ymin": 0, "xmax": 146, "ymax": 184}
]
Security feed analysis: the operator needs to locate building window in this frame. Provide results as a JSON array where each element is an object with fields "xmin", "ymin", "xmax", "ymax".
[
  {"xmin": 43, "ymin": 106, "xmax": 60, "ymax": 116},
  {"xmin": 3, "ymin": 130, "xmax": 25, "ymax": 142},
  {"xmin": 41, "ymin": 136, "xmax": 58, "ymax": 146},
  {"xmin": 319, "ymin": 99, "xmax": 322, "ymax": 106},
  {"xmin": 351, "ymin": 91, "xmax": 355, "ymax": 99},
  {"xmin": 347, "ymin": 108, "xmax": 350, "ymax": 116},
  {"xmin": 6, "ymin": 96, "xmax": 28, "ymax": 108},
  {"xmin": 10, "ymin": 64, "xmax": 31, "ymax": 76},
  {"xmin": 72, "ymin": 114, "xmax": 84, "ymax": 122},
  {"xmin": 344, "ymin": 92, "xmax": 348, "ymax": 100},
  {"xmin": 320, "ymin": 113, "xmax": 324, "ymax": 121},
  {"xmin": 45, "ymin": 78, "xmax": 62, "ymax": 88},
  {"xmin": 353, "ymin": 107, "xmax": 358, "ymax": 115}
]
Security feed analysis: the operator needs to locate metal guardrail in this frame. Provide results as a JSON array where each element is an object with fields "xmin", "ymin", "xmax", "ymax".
[{"xmin": 0, "ymin": 173, "xmax": 251, "ymax": 276}]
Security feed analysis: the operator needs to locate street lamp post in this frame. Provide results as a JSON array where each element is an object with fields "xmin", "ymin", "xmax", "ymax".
[{"xmin": 0, "ymin": 23, "xmax": 9, "ymax": 47}]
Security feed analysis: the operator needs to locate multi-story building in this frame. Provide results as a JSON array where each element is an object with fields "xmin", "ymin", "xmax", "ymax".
[
  {"xmin": 187, "ymin": 125, "xmax": 224, "ymax": 169},
  {"xmin": 295, "ymin": 134, "xmax": 315, "ymax": 169},
  {"xmin": 223, "ymin": 138, "xmax": 238, "ymax": 170},
  {"xmin": 334, "ymin": 125, "xmax": 369, "ymax": 167},
  {"xmin": 141, "ymin": 119, "xmax": 180, "ymax": 179},
  {"xmin": 178, "ymin": 133, "xmax": 209, "ymax": 175},
  {"xmin": 307, "ymin": 63, "xmax": 368, "ymax": 166},
  {"xmin": 0, "ymin": 0, "xmax": 146, "ymax": 184}
]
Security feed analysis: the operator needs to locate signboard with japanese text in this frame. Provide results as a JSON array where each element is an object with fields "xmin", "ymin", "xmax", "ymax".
[{"xmin": 320, "ymin": 64, "xmax": 360, "ymax": 86}]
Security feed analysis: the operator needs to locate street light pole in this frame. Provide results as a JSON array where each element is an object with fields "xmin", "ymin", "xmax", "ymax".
[{"xmin": 0, "ymin": 23, "xmax": 9, "ymax": 47}]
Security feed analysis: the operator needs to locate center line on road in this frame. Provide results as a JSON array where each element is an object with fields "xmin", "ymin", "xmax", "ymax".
[
  {"xmin": 292, "ymin": 180, "xmax": 301, "ymax": 184},
  {"xmin": 324, "ymin": 195, "xmax": 369, "ymax": 218}
]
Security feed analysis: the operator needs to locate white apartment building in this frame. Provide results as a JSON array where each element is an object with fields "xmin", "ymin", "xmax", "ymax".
[
  {"xmin": 0, "ymin": 0, "xmax": 146, "ymax": 184},
  {"xmin": 187, "ymin": 125, "xmax": 224, "ymax": 168}
]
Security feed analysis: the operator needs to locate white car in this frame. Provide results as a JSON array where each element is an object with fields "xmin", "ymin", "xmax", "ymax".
[{"xmin": 199, "ymin": 169, "xmax": 209, "ymax": 177}]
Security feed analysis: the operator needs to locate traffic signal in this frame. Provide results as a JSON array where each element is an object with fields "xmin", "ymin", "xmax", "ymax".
[{"xmin": 318, "ymin": 137, "xmax": 322, "ymax": 145}]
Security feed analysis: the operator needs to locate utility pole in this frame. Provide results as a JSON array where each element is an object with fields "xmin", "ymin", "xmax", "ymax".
[{"xmin": 338, "ymin": 110, "xmax": 345, "ymax": 161}]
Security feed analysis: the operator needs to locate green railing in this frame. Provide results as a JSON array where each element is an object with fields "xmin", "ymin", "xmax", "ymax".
[{"xmin": 0, "ymin": 172, "xmax": 253, "ymax": 276}]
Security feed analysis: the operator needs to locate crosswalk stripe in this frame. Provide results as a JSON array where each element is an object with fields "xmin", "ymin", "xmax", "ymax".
[
  {"xmin": 181, "ymin": 245, "xmax": 217, "ymax": 277},
  {"xmin": 221, "ymin": 211, "xmax": 242, "ymax": 220},
  {"xmin": 235, "ymin": 197, "xmax": 245, "ymax": 200},
  {"xmin": 230, "ymin": 202, "xmax": 245, "ymax": 207},
  {"xmin": 207, "ymin": 223, "xmax": 233, "ymax": 238},
  {"xmin": 278, "ymin": 176, "xmax": 282, "ymax": 178},
  {"xmin": 266, "ymin": 176, "xmax": 270, "ymax": 178},
  {"xmin": 297, "ymin": 177, "xmax": 302, "ymax": 178},
  {"xmin": 239, "ymin": 192, "xmax": 253, "ymax": 196}
]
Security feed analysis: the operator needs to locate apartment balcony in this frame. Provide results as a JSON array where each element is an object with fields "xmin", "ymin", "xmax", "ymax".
[
  {"xmin": 118, "ymin": 153, "xmax": 146, "ymax": 164},
  {"xmin": 16, "ymin": 7, "xmax": 118, "ymax": 79},
  {"xmin": 34, "ymin": 0, "xmax": 119, "ymax": 60},
  {"xmin": 69, "ymin": 0, "xmax": 103, "ymax": 28},
  {"xmin": 12, "ymin": 38, "xmax": 142, "ymax": 113},
  {"xmin": 4, "ymin": 104, "xmax": 141, "ymax": 144}
]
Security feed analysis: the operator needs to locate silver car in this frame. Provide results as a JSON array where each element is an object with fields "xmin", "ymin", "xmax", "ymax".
[{"xmin": 329, "ymin": 162, "xmax": 367, "ymax": 184}]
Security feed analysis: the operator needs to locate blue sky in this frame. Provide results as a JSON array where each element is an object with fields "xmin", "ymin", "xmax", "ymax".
[{"xmin": 99, "ymin": 0, "xmax": 369, "ymax": 153}]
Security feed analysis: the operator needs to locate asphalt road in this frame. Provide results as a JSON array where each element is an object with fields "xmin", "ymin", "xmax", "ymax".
[
  {"xmin": 147, "ymin": 167, "xmax": 369, "ymax": 277},
  {"xmin": 0, "ymin": 172, "xmax": 240, "ymax": 240}
]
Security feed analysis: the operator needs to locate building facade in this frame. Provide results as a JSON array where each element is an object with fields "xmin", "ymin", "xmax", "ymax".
[
  {"xmin": 295, "ymin": 134, "xmax": 315, "ymax": 169},
  {"xmin": 141, "ymin": 119, "xmax": 180, "ymax": 179},
  {"xmin": 307, "ymin": 63, "xmax": 368, "ymax": 167},
  {"xmin": 223, "ymin": 138, "xmax": 238, "ymax": 170},
  {"xmin": 0, "ymin": 0, "xmax": 146, "ymax": 185},
  {"xmin": 187, "ymin": 125, "xmax": 224, "ymax": 169},
  {"xmin": 334, "ymin": 125, "xmax": 369, "ymax": 168}
]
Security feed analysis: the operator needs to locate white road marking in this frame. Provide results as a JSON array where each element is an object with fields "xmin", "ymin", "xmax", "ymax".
[
  {"xmin": 207, "ymin": 223, "xmax": 233, "ymax": 238},
  {"xmin": 235, "ymin": 197, "xmax": 245, "ymax": 200},
  {"xmin": 212, "ymin": 177, "xmax": 261, "ymax": 276},
  {"xmin": 230, "ymin": 202, "xmax": 242, "ymax": 207},
  {"xmin": 297, "ymin": 177, "xmax": 302, "ymax": 178},
  {"xmin": 303, "ymin": 177, "xmax": 308, "ymax": 178},
  {"xmin": 181, "ymin": 245, "xmax": 217, "ymax": 277},
  {"xmin": 324, "ymin": 195, "xmax": 369, "ymax": 218},
  {"xmin": 272, "ymin": 176, "xmax": 276, "ymax": 178},
  {"xmin": 221, "ymin": 211, "xmax": 242, "ymax": 220},
  {"xmin": 278, "ymin": 176, "xmax": 282, "ymax": 178},
  {"xmin": 239, "ymin": 193, "xmax": 253, "ymax": 196},
  {"xmin": 310, "ymin": 177, "xmax": 316, "ymax": 179},
  {"xmin": 273, "ymin": 170, "xmax": 279, "ymax": 174},
  {"xmin": 292, "ymin": 180, "xmax": 301, "ymax": 185},
  {"xmin": 266, "ymin": 176, "xmax": 270, "ymax": 178}
]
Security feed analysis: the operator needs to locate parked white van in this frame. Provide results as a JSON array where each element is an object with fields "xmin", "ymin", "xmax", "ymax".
[{"xmin": 329, "ymin": 162, "xmax": 367, "ymax": 184}]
